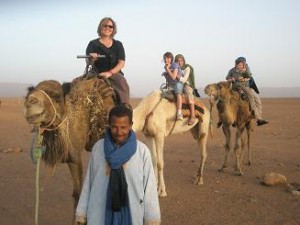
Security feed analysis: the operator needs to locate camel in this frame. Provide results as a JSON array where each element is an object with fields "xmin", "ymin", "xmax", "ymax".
[
  {"xmin": 204, "ymin": 81, "xmax": 254, "ymax": 175},
  {"xmin": 23, "ymin": 78, "xmax": 115, "ymax": 209},
  {"xmin": 132, "ymin": 89, "xmax": 210, "ymax": 197}
]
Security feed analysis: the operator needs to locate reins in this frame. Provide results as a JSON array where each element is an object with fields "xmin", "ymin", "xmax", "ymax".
[
  {"xmin": 26, "ymin": 89, "xmax": 60, "ymax": 225},
  {"xmin": 36, "ymin": 90, "xmax": 67, "ymax": 132},
  {"xmin": 36, "ymin": 90, "xmax": 57, "ymax": 129},
  {"xmin": 31, "ymin": 125, "xmax": 44, "ymax": 225},
  {"xmin": 208, "ymin": 92, "xmax": 215, "ymax": 139},
  {"xmin": 29, "ymin": 90, "xmax": 68, "ymax": 225}
]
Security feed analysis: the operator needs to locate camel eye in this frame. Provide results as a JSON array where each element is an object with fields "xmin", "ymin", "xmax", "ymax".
[
  {"xmin": 29, "ymin": 98, "xmax": 38, "ymax": 104},
  {"xmin": 52, "ymin": 95, "xmax": 62, "ymax": 103}
]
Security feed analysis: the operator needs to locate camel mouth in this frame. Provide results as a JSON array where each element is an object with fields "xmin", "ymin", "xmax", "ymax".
[{"xmin": 25, "ymin": 111, "xmax": 44, "ymax": 124}]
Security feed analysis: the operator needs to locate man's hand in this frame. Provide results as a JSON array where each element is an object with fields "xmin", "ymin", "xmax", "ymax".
[{"xmin": 75, "ymin": 215, "xmax": 87, "ymax": 225}]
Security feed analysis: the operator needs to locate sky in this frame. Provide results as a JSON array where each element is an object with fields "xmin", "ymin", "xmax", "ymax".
[{"xmin": 1, "ymin": 0, "xmax": 300, "ymax": 97}]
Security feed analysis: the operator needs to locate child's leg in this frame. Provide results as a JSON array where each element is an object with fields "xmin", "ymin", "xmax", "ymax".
[
  {"xmin": 176, "ymin": 93, "xmax": 182, "ymax": 112},
  {"xmin": 175, "ymin": 82, "xmax": 184, "ymax": 120}
]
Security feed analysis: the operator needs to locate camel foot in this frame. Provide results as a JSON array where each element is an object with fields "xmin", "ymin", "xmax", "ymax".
[
  {"xmin": 219, "ymin": 167, "xmax": 227, "ymax": 173},
  {"xmin": 194, "ymin": 176, "xmax": 204, "ymax": 185},
  {"xmin": 158, "ymin": 191, "xmax": 167, "ymax": 197},
  {"xmin": 158, "ymin": 186, "xmax": 167, "ymax": 197},
  {"xmin": 234, "ymin": 171, "xmax": 244, "ymax": 176}
]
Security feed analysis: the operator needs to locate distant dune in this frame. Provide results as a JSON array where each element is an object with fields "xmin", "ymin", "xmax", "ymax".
[
  {"xmin": 197, "ymin": 87, "xmax": 300, "ymax": 98},
  {"xmin": 0, "ymin": 83, "xmax": 299, "ymax": 98},
  {"xmin": 0, "ymin": 83, "xmax": 32, "ymax": 97}
]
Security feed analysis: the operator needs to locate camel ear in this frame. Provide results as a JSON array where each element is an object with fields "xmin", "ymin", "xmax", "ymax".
[{"xmin": 27, "ymin": 86, "xmax": 35, "ymax": 92}]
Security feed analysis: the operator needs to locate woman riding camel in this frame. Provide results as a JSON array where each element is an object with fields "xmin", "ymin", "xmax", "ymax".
[
  {"xmin": 175, "ymin": 54, "xmax": 197, "ymax": 125},
  {"xmin": 86, "ymin": 17, "xmax": 130, "ymax": 104}
]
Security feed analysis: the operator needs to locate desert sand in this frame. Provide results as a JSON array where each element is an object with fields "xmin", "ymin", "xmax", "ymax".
[{"xmin": 0, "ymin": 97, "xmax": 299, "ymax": 225}]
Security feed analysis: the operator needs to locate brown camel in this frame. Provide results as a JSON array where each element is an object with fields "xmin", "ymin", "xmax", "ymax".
[
  {"xmin": 204, "ymin": 81, "xmax": 254, "ymax": 175},
  {"xmin": 23, "ymin": 78, "xmax": 115, "ymax": 210}
]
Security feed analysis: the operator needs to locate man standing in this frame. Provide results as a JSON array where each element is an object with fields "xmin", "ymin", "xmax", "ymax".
[{"xmin": 75, "ymin": 105, "xmax": 161, "ymax": 225}]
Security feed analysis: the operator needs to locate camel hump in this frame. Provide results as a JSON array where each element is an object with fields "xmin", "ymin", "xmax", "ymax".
[{"xmin": 71, "ymin": 77, "xmax": 116, "ymax": 100}]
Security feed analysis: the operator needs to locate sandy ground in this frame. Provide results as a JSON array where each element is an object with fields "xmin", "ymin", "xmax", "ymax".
[{"xmin": 0, "ymin": 97, "xmax": 299, "ymax": 225}]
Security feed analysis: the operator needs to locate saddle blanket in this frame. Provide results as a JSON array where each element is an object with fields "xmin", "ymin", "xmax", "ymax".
[{"xmin": 182, "ymin": 97, "xmax": 205, "ymax": 121}]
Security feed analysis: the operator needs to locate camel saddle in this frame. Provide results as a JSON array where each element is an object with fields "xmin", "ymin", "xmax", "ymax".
[
  {"xmin": 72, "ymin": 73, "xmax": 118, "ymax": 103},
  {"xmin": 161, "ymin": 90, "xmax": 205, "ymax": 120}
]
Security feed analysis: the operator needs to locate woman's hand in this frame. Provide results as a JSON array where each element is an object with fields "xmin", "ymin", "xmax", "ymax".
[
  {"xmin": 237, "ymin": 77, "xmax": 246, "ymax": 82},
  {"xmin": 89, "ymin": 53, "xmax": 100, "ymax": 62},
  {"xmin": 227, "ymin": 77, "xmax": 235, "ymax": 82},
  {"xmin": 164, "ymin": 63, "xmax": 170, "ymax": 71},
  {"xmin": 89, "ymin": 53, "xmax": 98, "ymax": 59},
  {"xmin": 99, "ymin": 70, "xmax": 113, "ymax": 78}
]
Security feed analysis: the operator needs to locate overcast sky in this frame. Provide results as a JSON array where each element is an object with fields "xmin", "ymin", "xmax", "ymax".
[{"xmin": 1, "ymin": 0, "xmax": 300, "ymax": 97}]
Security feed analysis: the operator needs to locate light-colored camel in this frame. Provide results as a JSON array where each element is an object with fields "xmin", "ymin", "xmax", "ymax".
[
  {"xmin": 204, "ymin": 81, "xmax": 254, "ymax": 175},
  {"xmin": 23, "ymin": 78, "xmax": 115, "ymax": 209},
  {"xmin": 132, "ymin": 89, "xmax": 210, "ymax": 197}
]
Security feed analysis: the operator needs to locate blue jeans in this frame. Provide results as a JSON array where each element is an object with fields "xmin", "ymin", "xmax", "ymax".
[{"xmin": 173, "ymin": 82, "xmax": 184, "ymax": 94}]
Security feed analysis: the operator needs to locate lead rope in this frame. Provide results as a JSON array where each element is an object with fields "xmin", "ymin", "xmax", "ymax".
[
  {"xmin": 31, "ymin": 125, "xmax": 45, "ymax": 225},
  {"xmin": 208, "ymin": 93, "xmax": 215, "ymax": 139}
]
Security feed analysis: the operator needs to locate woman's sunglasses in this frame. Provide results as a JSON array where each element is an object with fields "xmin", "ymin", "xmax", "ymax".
[{"xmin": 103, "ymin": 25, "xmax": 114, "ymax": 29}]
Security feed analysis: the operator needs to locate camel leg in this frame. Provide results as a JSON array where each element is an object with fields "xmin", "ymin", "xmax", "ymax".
[
  {"xmin": 220, "ymin": 125, "xmax": 231, "ymax": 172},
  {"xmin": 194, "ymin": 132, "xmax": 208, "ymax": 185},
  {"xmin": 145, "ymin": 136, "xmax": 158, "ymax": 182},
  {"xmin": 68, "ymin": 161, "xmax": 83, "ymax": 211},
  {"xmin": 246, "ymin": 124, "xmax": 252, "ymax": 165},
  {"xmin": 234, "ymin": 127, "xmax": 245, "ymax": 176},
  {"xmin": 154, "ymin": 134, "xmax": 167, "ymax": 197},
  {"xmin": 240, "ymin": 132, "xmax": 245, "ymax": 165}
]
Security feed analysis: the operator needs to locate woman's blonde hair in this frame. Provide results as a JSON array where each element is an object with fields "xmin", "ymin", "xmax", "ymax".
[{"xmin": 97, "ymin": 17, "xmax": 117, "ymax": 38}]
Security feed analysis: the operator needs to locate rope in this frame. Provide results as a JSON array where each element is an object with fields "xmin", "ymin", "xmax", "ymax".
[
  {"xmin": 208, "ymin": 94, "xmax": 215, "ymax": 139},
  {"xmin": 35, "ymin": 154, "xmax": 41, "ymax": 225},
  {"xmin": 34, "ymin": 90, "xmax": 68, "ymax": 132},
  {"xmin": 36, "ymin": 90, "xmax": 57, "ymax": 129},
  {"xmin": 42, "ymin": 116, "xmax": 68, "ymax": 132},
  {"xmin": 31, "ymin": 125, "xmax": 44, "ymax": 225}
]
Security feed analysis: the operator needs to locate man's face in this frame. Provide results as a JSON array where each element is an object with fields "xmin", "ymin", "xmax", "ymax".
[{"xmin": 109, "ymin": 115, "xmax": 132, "ymax": 145}]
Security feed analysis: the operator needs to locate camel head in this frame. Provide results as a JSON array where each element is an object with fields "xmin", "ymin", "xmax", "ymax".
[
  {"xmin": 24, "ymin": 80, "xmax": 65, "ymax": 128},
  {"xmin": 204, "ymin": 81, "xmax": 233, "ymax": 101}
]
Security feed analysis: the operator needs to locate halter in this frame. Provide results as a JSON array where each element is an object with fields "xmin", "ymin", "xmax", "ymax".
[{"xmin": 36, "ymin": 90, "xmax": 67, "ymax": 132}]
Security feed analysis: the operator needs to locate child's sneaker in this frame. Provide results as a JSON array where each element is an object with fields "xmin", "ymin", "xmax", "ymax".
[{"xmin": 177, "ymin": 113, "xmax": 183, "ymax": 120}]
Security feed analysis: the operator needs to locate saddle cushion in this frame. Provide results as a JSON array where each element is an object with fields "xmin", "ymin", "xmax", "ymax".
[{"xmin": 182, "ymin": 97, "xmax": 205, "ymax": 122}]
